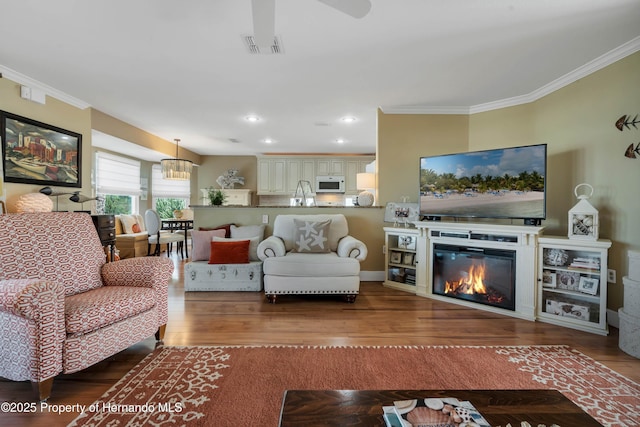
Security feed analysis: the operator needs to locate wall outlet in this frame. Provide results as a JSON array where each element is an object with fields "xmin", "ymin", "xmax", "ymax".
[
  {"xmin": 607, "ymin": 269, "xmax": 616, "ymax": 284},
  {"xmin": 262, "ymin": 214, "xmax": 269, "ymax": 224}
]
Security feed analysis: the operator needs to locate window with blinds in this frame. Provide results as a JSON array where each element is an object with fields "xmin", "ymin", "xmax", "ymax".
[
  {"xmin": 95, "ymin": 152, "xmax": 141, "ymax": 214},
  {"xmin": 151, "ymin": 164, "xmax": 191, "ymax": 218}
]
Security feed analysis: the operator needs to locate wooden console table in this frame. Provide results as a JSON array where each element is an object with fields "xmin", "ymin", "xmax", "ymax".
[
  {"xmin": 91, "ymin": 214, "xmax": 116, "ymax": 262},
  {"xmin": 279, "ymin": 389, "xmax": 602, "ymax": 427}
]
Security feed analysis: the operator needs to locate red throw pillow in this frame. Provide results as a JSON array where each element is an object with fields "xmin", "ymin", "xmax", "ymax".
[
  {"xmin": 132, "ymin": 223, "xmax": 141, "ymax": 233},
  {"xmin": 208, "ymin": 240, "xmax": 250, "ymax": 264}
]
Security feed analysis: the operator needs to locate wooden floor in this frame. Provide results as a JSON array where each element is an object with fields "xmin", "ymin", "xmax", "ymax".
[{"xmin": 2, "ymin": 255, "xmax": 639, "ymax": 426}]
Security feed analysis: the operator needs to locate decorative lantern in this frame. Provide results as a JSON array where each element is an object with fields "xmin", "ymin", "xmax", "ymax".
[{"xmin": 568, "ymin": 183, "xmax": 599, "ymax": 240}]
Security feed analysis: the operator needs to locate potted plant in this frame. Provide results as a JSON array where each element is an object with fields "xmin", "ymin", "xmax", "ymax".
[{"xmin": 207, "ymin": 187, "xmax": 227, "ymax": 206}]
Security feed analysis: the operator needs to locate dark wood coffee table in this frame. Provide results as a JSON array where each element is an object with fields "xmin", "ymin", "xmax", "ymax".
[{"xmin": 279, "ymin": 389, "xmax": 603, "ymax": 427}]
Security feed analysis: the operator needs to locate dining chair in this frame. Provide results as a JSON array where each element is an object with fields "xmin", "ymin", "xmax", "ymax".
[{"xmin": 145, "ymin": 209, "xmax": 184, "ymax": 257}]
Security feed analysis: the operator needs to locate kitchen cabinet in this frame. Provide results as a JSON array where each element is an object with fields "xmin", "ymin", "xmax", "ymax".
[
  {"xmin": 345, "ymin": 159, "xmax": 373, "ymax": 194},
  {"xmin": 257, "ymin": 156, "xmax": 374, "ymax": 196},
  {"xmin": 222, "ymin": 189, "xmax": 253, "ymax": 206},
  {"xmin": 316, "ymin": 159, "xmax": 344, "ymax": 176},
  {"xmin": 286, "ymin": 159, "xmax": 315, "ymax": 194},
  {"xmin": 257, "ymin": 158, "xmax": 287, "ymax": 195}
]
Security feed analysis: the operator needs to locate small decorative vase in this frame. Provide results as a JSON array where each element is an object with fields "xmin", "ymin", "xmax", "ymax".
[{"xmin": 173, "ymin": 209, "xmax": 184, "ymax": 219}]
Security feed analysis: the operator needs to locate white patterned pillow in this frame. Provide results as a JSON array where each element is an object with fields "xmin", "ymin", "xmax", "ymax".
[
  {"xmin": 291, "ymin": 219, "xmax": 331, "ymax": 253},
  {"xmin": 120, "ymin": 214, "xmax": 143, "ymax": 234},
  {"xmin": 230, "ymin": 224, "xmax": 265, "ymax": 240}
]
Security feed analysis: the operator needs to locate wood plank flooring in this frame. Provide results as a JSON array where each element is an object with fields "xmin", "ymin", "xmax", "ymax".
[{"xmin": 1, "ymin": 255, "xmax": 639, "ymax": 426}]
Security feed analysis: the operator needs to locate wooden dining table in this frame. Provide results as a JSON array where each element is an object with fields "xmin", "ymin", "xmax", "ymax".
[{"xmin": 161, "ymin": 218, "xmax": 194, "ymax": 258}]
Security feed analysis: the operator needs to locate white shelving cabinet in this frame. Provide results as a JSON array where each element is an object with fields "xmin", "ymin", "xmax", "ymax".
[
  {"xmin": 384, "ymin": 227, "xmax": 420, "ymax": 294},
  {"xmin": 537, "ymin": 236, "xmax": 611, "ymax": 335}
]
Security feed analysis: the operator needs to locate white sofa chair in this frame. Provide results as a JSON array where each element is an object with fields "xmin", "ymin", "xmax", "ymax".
[{"xmin": 257, "ymin": 214, "xmax": 367, "ymax": 303}]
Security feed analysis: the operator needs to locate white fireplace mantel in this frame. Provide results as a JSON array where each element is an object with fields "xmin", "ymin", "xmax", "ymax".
[{"xmin": 413, "ymin": 221, "xmax": 545, "ymax": 321}]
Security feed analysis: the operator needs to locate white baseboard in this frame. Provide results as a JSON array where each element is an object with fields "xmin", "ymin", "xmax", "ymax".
[{"xmin": 360, "ymin": 271, "xmax": 385, "ymax": 282}]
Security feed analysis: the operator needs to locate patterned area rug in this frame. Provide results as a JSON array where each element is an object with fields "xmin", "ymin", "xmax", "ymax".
[{"xmin": 69, "ymin": 345, "xmax": 639, "ymax": 427}]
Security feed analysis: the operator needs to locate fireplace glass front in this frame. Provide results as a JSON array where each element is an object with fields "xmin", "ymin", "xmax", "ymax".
[{"xmin": 433, "ymin": 243, "xmax": 516, "ymax": 311}]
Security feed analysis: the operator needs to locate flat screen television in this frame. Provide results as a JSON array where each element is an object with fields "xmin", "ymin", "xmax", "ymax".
[{"xmin": 419, "ymin": 143, "xmax": 547, "ymax": 224}]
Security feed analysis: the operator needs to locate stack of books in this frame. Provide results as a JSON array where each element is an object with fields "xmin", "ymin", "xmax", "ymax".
[
  {"xmin": 405, "ymin": 271, "xmax": 416, "ymax": 285},
  {"xmin": 569, "ymin": 257, "xmax": 600, "ymax": 271},
  {"xmin": 382, "ymin": 397, "xmax": 490, "ymax": 427}
]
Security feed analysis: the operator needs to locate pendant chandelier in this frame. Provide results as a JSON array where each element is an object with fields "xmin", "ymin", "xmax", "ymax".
[{"xmin": 161, "ymin": 138, "xmax": 193, "ymax": 180}]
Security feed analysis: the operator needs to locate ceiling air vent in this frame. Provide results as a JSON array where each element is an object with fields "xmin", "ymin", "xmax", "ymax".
[
  {"xmin": 243, "ymin": 35, "xmax": 283, "ymax": 54},
  {"xmin": 228, "ymin": 138, "xmax": 241, "ymax": 143}
]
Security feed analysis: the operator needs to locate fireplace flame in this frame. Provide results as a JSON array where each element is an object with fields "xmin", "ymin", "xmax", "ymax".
[{"xmin": 444, "ymin": 263, "xmax": 487, "ymax": 295}]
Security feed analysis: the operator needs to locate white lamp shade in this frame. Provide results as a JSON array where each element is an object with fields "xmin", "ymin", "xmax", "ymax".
[
  {"xmin": 15, "ymin": 193, "xmax": 53, "ymax": 212},
  {"xmin": 356, "ymin": 172, "xmax": 375, "ymax": 190}
]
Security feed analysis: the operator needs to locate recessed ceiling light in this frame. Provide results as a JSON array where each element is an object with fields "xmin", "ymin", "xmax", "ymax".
[
  {"xmin": 341, "ymin": 116, "xmax": 357, "ymax": 123},
  {"xmin": 245, "ymin": 115, "xmax": 260, "ymax": 122},
  {"xmin": 263, "ymin": 138, "xmax": 274, "ymax": 144},
  {"xmin": 336, "ymin": 138, "xmax": 346, "ymax": 144}
]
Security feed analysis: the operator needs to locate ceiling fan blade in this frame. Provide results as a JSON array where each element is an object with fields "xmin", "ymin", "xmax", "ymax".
[
  {"xmin": 251, "ymin": 0, "xmax": 276, "ymax": 48},
  {"xmin": 317, "ymin": 0, "xmax": 371, "ymax": 18}
]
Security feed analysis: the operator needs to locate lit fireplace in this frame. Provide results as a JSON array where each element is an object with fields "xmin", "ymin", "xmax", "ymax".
[{"xmin": 433, "ymin": 244, "xmax": 516, "ymax": 311}]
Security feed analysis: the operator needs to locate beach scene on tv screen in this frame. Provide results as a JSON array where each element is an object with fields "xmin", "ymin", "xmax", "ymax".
[{"xmin": 420, "ymin": 145, "xmax": 546, "ymax": 218}]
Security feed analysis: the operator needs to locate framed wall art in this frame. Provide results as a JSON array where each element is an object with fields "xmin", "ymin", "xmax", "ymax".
[{"xmin": 1, "ymin": 110, "xmax": 82, "ymax": 188}]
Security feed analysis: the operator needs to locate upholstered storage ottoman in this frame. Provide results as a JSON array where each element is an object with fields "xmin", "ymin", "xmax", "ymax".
[
  {"xmin": 629, "ymin": 250, "xmax": 640, "ymax": 282},
  {"xmin": 623, "ymin": 276, "xmax": 640, "ymax": 317},
  {"xmin": 618, "ymin": 308, "xmax": 640, "ymax": 358},
  {"xmin": 184, "ymin": 261, "xmax": 263, "ymax": 291}
]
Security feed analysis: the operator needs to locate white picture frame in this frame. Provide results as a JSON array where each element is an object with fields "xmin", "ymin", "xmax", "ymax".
[
  {"xmin": 578, "ymin": 276, "xmax": 599, "ymax": 295},
  {"xmin": 403, "ymin": 252, "xmax": 414, "ymax": 266},
  {"xmin": 384, "ymin": 202, "xmax": 419, "ymax": 224},
  {"xmin": 542, "ymin": 270, "xmax": 557, "ymax": 288},
  {"xmin": 398, "ymin": 235, "xmax": 416, "ymax": 250}
]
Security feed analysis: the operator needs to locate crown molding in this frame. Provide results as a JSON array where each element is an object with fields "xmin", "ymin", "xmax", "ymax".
[
  {"xmin": 379, "ymin": 105, "xmax": 471, "ymax": 115},
  {"xmin": 383, "ymin": 36, "xmax": 640, "ymax": 116},
  {"xmin": 0, "ymin": 65, "xmax": 91, "ymax": 110}
]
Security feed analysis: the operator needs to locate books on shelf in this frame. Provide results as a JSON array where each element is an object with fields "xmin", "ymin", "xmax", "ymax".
[
  {"xmin": 569, "ymin": 257, "xmax": 600, "ymax": 270},
  {"xmin": 382, "ymin": 397, "xmax": 490, "ymax": 427},
  {"xmin": 405, "ymin": 271, "xmax": 416, "ymax": 285}
]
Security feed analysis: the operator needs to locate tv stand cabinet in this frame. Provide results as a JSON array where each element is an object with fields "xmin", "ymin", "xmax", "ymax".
[{"xmin": 389, "ymin": 222, "xmax": 610, "ymax": 334}]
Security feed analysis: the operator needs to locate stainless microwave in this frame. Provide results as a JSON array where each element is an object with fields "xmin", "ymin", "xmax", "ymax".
[{"xmin": 315, "ymin": 175, "xmax": 345, "ymax": 193}]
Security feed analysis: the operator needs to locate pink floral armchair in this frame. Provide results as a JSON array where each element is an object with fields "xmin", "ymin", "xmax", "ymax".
[{"xmin": 0, "ymin": 212, "xmax": 173, "ymax": 400}]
